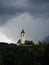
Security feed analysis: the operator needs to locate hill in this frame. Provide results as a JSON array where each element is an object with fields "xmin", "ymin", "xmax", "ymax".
[{"xmin": 0, "ymin": 42, "xmax": 49, "ymax": 65}]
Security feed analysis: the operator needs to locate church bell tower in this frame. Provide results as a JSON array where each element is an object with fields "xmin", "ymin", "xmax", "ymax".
[{"xmin": 21, "ymin": 29, "xmax": 25, "ymax": 44}]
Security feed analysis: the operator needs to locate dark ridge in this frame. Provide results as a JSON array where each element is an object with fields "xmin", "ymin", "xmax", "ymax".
[{"xmin": 0, "ymin": 42, "xmax": 9, "ymax": 46}]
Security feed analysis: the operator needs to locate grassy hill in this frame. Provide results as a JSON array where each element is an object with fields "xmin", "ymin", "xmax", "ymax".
[{"xmin": 0, "ymin": 42, "xmax": 49, "ymax": 65}]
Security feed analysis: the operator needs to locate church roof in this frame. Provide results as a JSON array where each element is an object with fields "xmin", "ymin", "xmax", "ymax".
[
  {"xmin": 21, "ymin": 29, "xmax": 25, "ymax": 34},
  {"xmin": 17, "ymin": 39, "xmax": 21, "ymax": 43},
  {"xmin": 17, "ymin": 39, "xmax": 33, "ymax": 45}
]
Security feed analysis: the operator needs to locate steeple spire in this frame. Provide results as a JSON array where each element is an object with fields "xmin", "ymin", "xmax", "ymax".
[{"xmin": 21, "ymin": 29, "xmax": 25, "ymax": 34}]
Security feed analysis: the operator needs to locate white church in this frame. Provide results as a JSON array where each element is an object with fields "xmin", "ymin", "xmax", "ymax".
[{"xmin": 17, "ymin": 29, "xmax": 33, "ymax": 46}]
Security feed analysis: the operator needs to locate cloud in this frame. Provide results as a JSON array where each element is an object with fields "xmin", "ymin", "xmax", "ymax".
[
  {"xmin": 0, "ymin": 0, "xmax": 49, "ymax": 43},
  {"xmin": 0, "ymin": 12, "xmax": 49, "ymax": 43},
  {"xmin": 0, "ymin": 0, "xmax": 28, "ymax": 26},
  {"xmin": 0, "ymin": 0, "xmax": 49, "ymax": 26}
]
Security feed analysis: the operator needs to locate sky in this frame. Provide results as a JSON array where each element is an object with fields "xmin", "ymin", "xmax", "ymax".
[{"xmin": 0, "ymin": 0, "xmax": 49, "ymax": 43}]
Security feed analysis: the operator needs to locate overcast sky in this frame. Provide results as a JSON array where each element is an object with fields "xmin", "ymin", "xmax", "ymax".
[{"xmin": 0, "ymin": 0, "xmax": 49, "ymax": 43}]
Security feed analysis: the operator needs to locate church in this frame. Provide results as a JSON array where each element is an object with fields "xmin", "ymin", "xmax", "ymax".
[{"xmin": 17, "ymin": 29, "xmax": 33, "ymax": 46}]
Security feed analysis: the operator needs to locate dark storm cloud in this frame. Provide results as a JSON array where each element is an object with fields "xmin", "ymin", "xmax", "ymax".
[
  {"xmin": 29, "ymin": 0, "xmax": 49, "ymax": 3},
  {"xmin": 0, "ymin": 0, "xmax": 49, "ymax": 15},
  {"xmin": 0, "ymin": 0, "xmax": 26, "ymax": 26},
  {"xmin": 0, "ymin": 0, "xmax": 28, "ymax": 25},
  {"xmin": 28, "ymin": 0, "xmax": 49, "ymax": 16},
  {"xmin": 0, "ymin": 0, "xmax": 49, "ymax": 16},
  {"xmin": 0, "ymin": 0, "xmax": 49, "ymax": 26}
]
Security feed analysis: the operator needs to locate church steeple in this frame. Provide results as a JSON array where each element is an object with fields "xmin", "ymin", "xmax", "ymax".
[
  {"xmin": 21, "ymin": 29, "xmax": 25, "ymax": 34},
  {"xmin": 17, "ymin": 29, "xmax": 33, "ymax": 46},
  {"xmin": 21, "ymin": 29, "xmax": 25, "ymax": 44}
]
